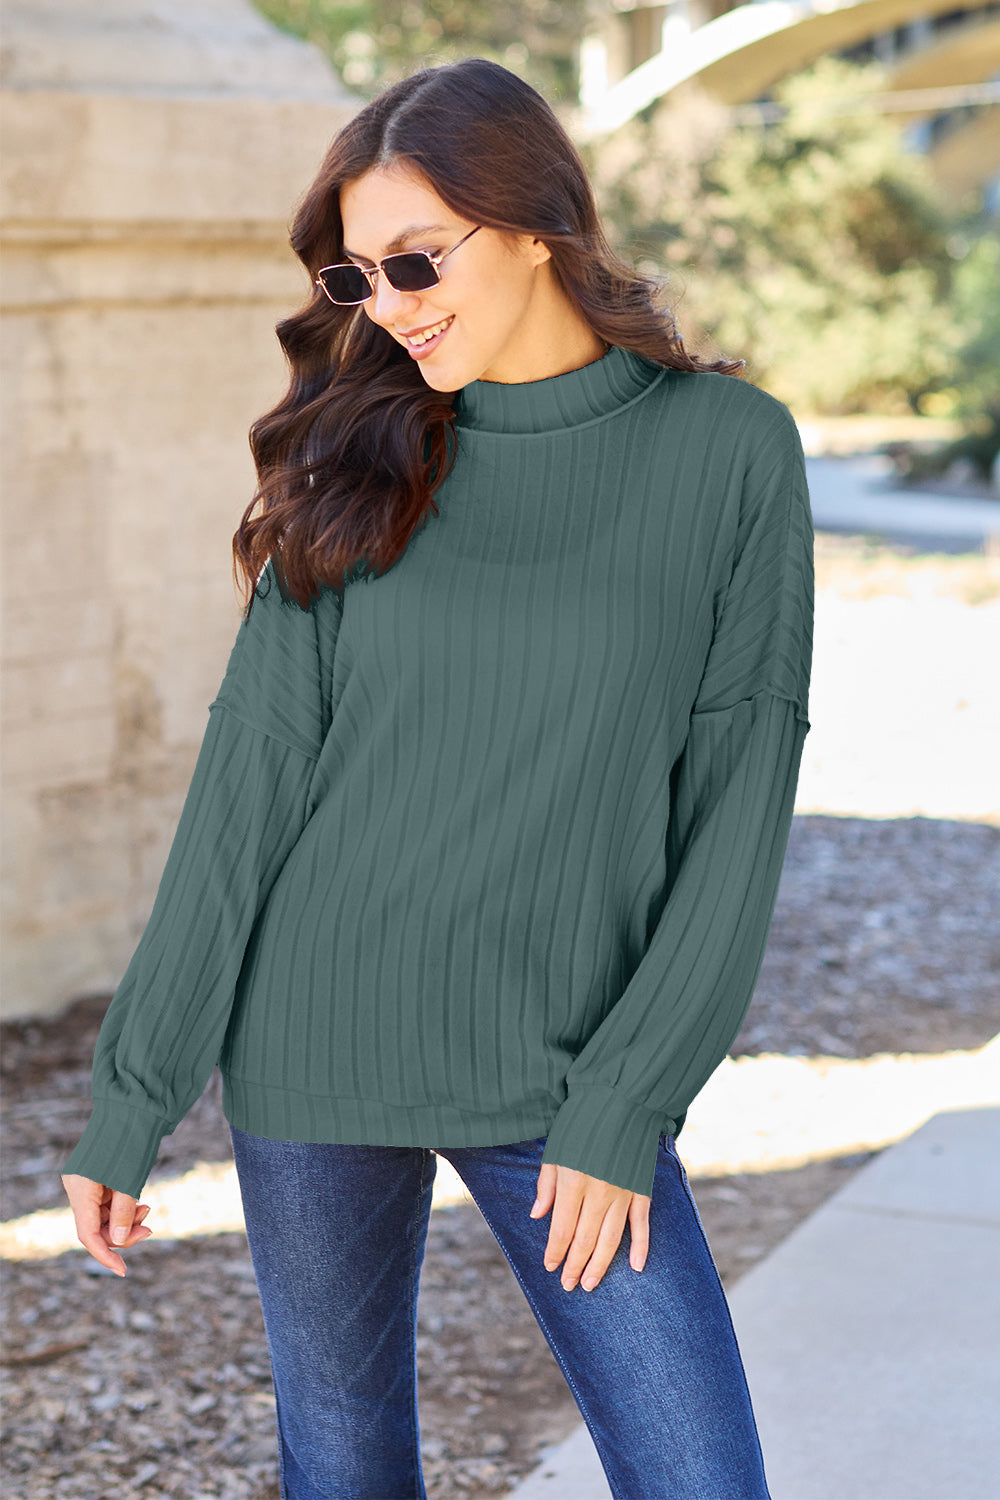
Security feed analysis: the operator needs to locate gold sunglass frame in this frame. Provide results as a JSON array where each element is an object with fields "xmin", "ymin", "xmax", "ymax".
[{"xmin": 316, "ymin": 226, "xmax": 483, "ymax": 305}]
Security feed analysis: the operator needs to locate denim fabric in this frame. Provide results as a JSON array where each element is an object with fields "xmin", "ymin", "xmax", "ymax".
[{"xmin": 229, "ymin": 1126, "xmax": 771, "ymax": 1500}]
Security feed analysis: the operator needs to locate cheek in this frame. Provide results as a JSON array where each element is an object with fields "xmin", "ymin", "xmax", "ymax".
[
  {"xmin": 495, "ymin": 261, "xmax": 538, "ymax": 320},
  {"xmin": 463, "ymin": 267, "xmax": 529, "ymax": 329},
  {"xmin": 453, "ymin": 252, "xmax": 531, "ymax": 319},
  {"xmin": 482, "ymin": 282, "xmax": 534, "ymax": 346}
]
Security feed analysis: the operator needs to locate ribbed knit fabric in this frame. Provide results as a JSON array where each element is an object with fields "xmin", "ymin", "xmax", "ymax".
[{"xmin": 65, "ymin": 345, "xmax": 814, "ymax": 1201}]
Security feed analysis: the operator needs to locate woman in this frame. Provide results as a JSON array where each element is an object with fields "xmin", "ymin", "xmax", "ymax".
[{"xmin": 64, "ymin": 57, "xmax": 813, "ymax": 1500}]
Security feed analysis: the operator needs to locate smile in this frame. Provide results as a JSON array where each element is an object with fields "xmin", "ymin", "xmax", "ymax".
[{"xmin": 401, "ymin": 315, "xmax": 454, "ymax": 350}]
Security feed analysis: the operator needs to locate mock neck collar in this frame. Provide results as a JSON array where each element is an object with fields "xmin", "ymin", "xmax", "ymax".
[{"xmin": 452, "ymin": 344, "xmax": 667, "ymax": 435}]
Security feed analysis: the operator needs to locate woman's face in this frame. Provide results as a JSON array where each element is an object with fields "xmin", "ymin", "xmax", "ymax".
[{"xmin": 338, "ymin": 161, "xmax": 555, "ymax": 391}]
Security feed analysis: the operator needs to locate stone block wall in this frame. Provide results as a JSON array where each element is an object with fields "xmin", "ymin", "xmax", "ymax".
[{"xmin": 1, "ymin": 1, "xmax": 357, "ymax": 1016}]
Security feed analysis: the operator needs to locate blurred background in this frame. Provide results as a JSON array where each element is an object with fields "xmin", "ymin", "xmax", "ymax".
[
  {"xmin": 2, "ymin": 0, "xmax": 998, "ymax": 1021},
  {"xmin": 1, "ymin": 3, "xmax": 998, "ymax": 1498}
]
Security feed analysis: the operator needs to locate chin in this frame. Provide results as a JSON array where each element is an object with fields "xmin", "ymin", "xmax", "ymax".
[
  {"xmin": 416, "ymin": 361, "xmax": 472, "ymax": 394},
  {"xmin": 417, "ymin": 367, "xmax": 457, "ymax": 392}
]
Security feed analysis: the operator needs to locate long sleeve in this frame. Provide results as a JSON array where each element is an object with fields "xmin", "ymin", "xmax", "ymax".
[
  {"xmin": 541, "ymin": 403, "xmax": 815, "ymax": 1199},
  {"xmin": 64, "ymin": 567, "xmax": 343, "ymax": 1198}
]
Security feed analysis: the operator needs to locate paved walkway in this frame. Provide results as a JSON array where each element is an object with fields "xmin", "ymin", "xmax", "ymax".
[
  {"xmin": 804, "ymin": 455, "xmax": 1000, "ymax": 552},
  {"xmin": 507, "ymin": 1105, "xmax": 1000, "ymax": 1499}
]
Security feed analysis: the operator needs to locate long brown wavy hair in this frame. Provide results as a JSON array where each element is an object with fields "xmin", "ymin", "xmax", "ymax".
[{"xmin": 234, "ymin": 57, "xmax": 744, "ymax": 611}]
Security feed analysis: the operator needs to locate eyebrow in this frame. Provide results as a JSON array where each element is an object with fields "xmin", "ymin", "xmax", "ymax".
[{"xmin": 342, "ymin": 223, "xmax": 454, "ymax": 263}]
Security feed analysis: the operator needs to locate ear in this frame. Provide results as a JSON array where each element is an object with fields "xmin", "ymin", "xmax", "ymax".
[{"xmin": 529, "ymin": 236, "xmax": 552, "ymax": 267}]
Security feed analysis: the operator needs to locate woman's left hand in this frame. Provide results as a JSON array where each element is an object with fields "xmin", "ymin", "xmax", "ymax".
[{"xmin": 530, "ymin": 1161, "xmax": 650, "ymax": 1292}]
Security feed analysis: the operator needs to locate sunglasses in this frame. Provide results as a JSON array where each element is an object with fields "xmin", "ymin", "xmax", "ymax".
[{"xmin": 315, "ymin": 226, "xmax": 482, "ymax": 305}]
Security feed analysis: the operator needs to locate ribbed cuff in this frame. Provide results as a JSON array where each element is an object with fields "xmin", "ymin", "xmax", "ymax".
[
  {"xmin": 541, "ymin": 1084, "xmax": 675, "ymax": 1199},
  {"xmin": 63, "ymin": 1100, "xmax": 167, "ymax": 1200}
]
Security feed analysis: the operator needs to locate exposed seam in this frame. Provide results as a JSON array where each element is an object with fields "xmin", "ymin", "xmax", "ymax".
[
  {"xmin": 407, "ymin": 1149, "xmax": 430, "ymax": 1500},
  {"xmin": 690, "ymin": 687, "xmax": 810, "ymax": 721},
  {"xmin": 207, "ymin": 700, "xmax": 322, "ymax": 764},
  {"xmin": 663, "ymin": 1139, "xmax": 773, "ymax": 1500},
  {"xmin": 273, "ymin": 1373, "xmax": 291, "ymax": 1499}
]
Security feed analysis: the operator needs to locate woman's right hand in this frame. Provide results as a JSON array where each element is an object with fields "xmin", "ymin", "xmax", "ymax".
[{"xmin": 61, "ymin": 1173, "xmax": 153, "ymax": 1277}]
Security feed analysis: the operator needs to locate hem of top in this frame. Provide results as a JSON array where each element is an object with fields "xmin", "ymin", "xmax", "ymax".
[
  {"xmin": 452, "ymin": 365, "xmax": 671, "ymax": 439},
  {"xmin": 221, "ymin": 1071, "xmax": 563, "ymax": 1148}
]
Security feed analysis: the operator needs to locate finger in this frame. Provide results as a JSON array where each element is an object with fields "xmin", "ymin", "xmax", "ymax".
[
  {"xmin": 546, "ymin": 1177, "xmax": 622, "ymax": 1280},
  {"xmin": 108, "ymin": 1190, "xmax": 139, "ymax": 1247},
  {"xmin": 543, "ymin": 1170, "xmax": 587, "ymax": 1270},
  {"xmin": 117, "ymin": 1205, "xmax": 154, "ymax": 1247},
  {"xmin": 62, "ymin": 1178, "xmax": 128, "ymax": 1278},
  {"xmin": 563, "ymin": 1199, "xmax": 628, "ymax": 1290},
  {"xmin": 529, "ymin": 1163, "xmax": 557, "ymax": 1220},
  {"xmin": 61, "ymin": 1175, "xmax": 106, "ymax": 1245},
  {"xmin": 628, "ymin": 1197, "xmax": 651, "ymax": 1272},
  {"xmin": 79, "ymin": 1228, "xmax": 129, "ymax": 1276},
  {"xmin": 579, "ymin": 1201, "xmax": 632, "ymax": 1291}
]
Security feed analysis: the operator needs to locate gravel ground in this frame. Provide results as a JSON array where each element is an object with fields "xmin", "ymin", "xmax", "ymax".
[{"xmin": 2, "ymin": 535, "xmax": 998, "ymax": 1500}]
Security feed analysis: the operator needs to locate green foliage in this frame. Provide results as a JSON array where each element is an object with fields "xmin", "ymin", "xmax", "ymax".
[
  {"xmin": 895, "ymin": 232, "xmax": 1000, "ymax": 481},
  {"xmin": 254, "ymin": 0, "xmax": 370, "ymax": 73},
  {"xmin": 589, "ymin": 56, "xmax": 985, "ymax": 416},
  {"xmin": 254, "ymin": 0, "xmax": 585, "ymax": 100},
  {"xmin": 947, "ymin": 232, "xmax": 1000, "ymax": 419},
  {"xmin": 251, "ymin": 15, "xmax": 996, "ymax": 424}
]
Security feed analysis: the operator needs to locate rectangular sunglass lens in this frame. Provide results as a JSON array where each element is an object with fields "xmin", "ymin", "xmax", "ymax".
[
  {"xmin": 319, "ymin": 265, "xmax": 371, "ymax": 303},
  {"xmin": 383, "ymin": 253, "xmax": 439, "ymax": 292}
]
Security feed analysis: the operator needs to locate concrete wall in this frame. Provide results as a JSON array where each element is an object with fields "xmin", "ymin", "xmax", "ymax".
[{"xmin": 1, "ymin": 1, "xmax": 357, "ymax": 1018}]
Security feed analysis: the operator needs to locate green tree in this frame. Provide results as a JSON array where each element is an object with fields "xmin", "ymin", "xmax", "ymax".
[
  {"xmin": 588, "ymin": 57, "xmax": 973, "ymax": 415},
  {"xmin": 254, "ymin": 0, "xmax": 586, "ymax": 100},
  {"xmin": 252, "ymin": 15, "xmax": 995, "ymax": 435},
  {"xmin": 949, "ymin": 232, "xmax": 1000, "ymax": 418},
  {"xmin": 903, "ymin": 231, "xmax": 1000, "ymax": 480}
]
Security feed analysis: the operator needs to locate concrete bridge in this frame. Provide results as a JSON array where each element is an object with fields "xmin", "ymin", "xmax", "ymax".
[{"xmin": 577, "ymin": 0, "xmax": 1000, "ymax": 200}]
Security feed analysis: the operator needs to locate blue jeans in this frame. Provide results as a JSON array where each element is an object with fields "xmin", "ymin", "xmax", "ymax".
[{"xmin": 229, "ymin": 1127, "xmax": 770, "ymax": 1500}]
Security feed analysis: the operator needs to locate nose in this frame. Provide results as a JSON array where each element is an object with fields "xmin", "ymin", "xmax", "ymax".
[{"xmin": 365, "ymin": 273, "xmax": 421, "ymax": 329}]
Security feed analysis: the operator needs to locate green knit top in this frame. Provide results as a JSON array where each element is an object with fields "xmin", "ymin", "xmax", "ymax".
[{"xmin": 65, "ymin": 345, "xmax": 814, "ymax": 1201}]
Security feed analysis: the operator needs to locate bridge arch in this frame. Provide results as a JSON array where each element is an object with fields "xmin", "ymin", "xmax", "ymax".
[{"xmin": 577, "ymin": 0, "xmax": 1000, "ymax": 138}]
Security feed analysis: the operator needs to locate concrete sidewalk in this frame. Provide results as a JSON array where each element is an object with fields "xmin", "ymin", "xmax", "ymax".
[
  {"xmin": 804, "ymin": 454, "xmax": 1000, "ymax": 552},
  {"xmin": 507, "ymin": 1105, "xmax": 1000, "ymax": 1499}
]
